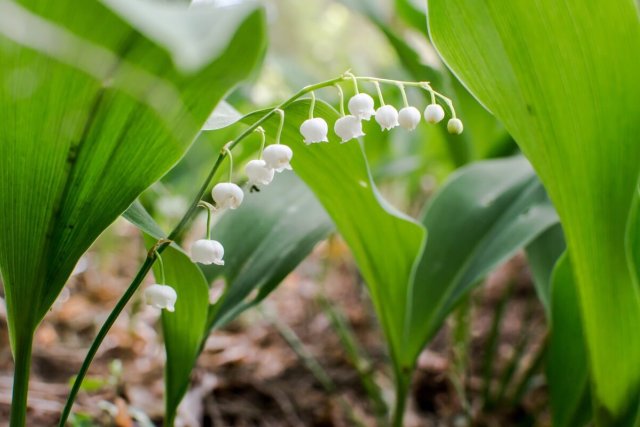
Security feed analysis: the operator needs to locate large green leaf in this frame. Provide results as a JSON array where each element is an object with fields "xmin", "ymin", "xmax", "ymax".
[
  {"xmin": 429, "ymin": 0, "xmax": 640, "ymax": 420},
  {"xmin": 201, "ymin": 171, "xmax": 335, "ymax": 329},
  {"xmin": 0, "ymin": 0, "xmax": 264, "ymax": 354},
  {"xmin": 547, "ymin": 254, "xmax": 591, "ymax": 427},
  {"xmin": 405, "ymin": 156, "xmax": 558, "ymax": 365},
  {"xmin": 242, "ymin": 100, "xmax": 427, "ymax": 370},
  {"xmin": 144, "ymin": 236, "xmax": 209, "ymax": 426}
]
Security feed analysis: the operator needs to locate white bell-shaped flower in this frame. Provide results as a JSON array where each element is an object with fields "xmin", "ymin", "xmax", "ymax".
[
  {"xmin": 212, "ymin": 182, "xmax": 244, "ymax": 209},
  {"xmin": 263, "ymin": 144, "xmax": 293, "ymax": 172},
  {"xmin": 424, "ymin": 104, "xmax": 445, "ymax": 124},
  {"xmin": 375, "ymin": 105, "xmax": 399, "ymax": 131},
  {"xmin": 246, "ymin": 159, "xmax": 275, "ymax": 185},
  {"xmin": 398, "ymin": 106, "xmax": 421, "ymax": 131},
  {"xmin": 190, "ymin": 239, "xmax": 225, "ymax": 265},
  {"xmin": 300, "ymin": 118, "xmax": 329, "ymax": 144},
  {"xmin": 145, "ymin": 284, "xmax": 177, "ymax": 312},
  {"xmin": 334, "ymin": 115, "xmax": 365, "ymax": 142},
  {"xmin": 447, "ymin": 118, "xmax": 464, "ymax": 135},
  {"xmin": 348, "ymin": 93, "xmax": 376, "ymax": 121}
]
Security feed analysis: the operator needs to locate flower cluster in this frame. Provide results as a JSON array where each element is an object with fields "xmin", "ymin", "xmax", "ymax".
[
  {"xmin": 145, "ymin": 73, "xmax": 461, "ymax": 312},
  {"xmin": 299, "ymin": 74, "xmax": 463, "ymax": 145}
]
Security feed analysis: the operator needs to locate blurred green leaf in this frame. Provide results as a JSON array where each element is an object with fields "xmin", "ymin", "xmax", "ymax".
[
  {"xmin": 203, "ymin": 171, "xmax": 335, "ymax": 329},
  {"xmin": 242, "ymin": 100, "xmax": 426, "ymax": 373},
  {"xmin": 526, "ymin": 223, "xmax": 565, "ymax": 314},
  {"xmin": 124, "ymin": 200, "xmax": 168, "ymax": 240},
  {"xmin": 405, "ymin": 156, "xmax": 558, "ymax": 365},
  {"xmin": 202, "ymin": 100, "xmax": 242, "ymax": 131},
  {"xmin": 429, "ymin": 0, "xmax": 640, "ymax": 419},
  {"xmin": 0, "ymin": 0, "xmax": 264, "ymax": 356},
  {"xmin": 145, "ymin": 236, "xmax": 209, "ymax": 426},
  {"xmin": 547, "ymin": 254, "xmax": 591, "ymax": 427}
]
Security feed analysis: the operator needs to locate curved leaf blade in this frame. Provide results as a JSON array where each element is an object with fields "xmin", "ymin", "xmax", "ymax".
[
  {"xmin": 428, "ymin": 0, "xmax": 640, "ymax": 418},
  {"xmin": 406, "ymin": 156, "xmax": 558, "ymax": 364},
  {"xmin": 0, "ymin": 0, "xmax": 265, "ymax": 351},
  {"xmin": 241, "ymin": 100, "xmax": 427, "ymax": 364},
  {"xmin": 144, "ymin": 236, "xmax": 209, "ymax": 425}
]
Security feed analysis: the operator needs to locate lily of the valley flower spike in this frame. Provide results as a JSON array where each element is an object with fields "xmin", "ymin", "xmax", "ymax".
[
  {"xmin": 334, "ymin": 115, "xmax": 365, "ymax": 142},
  {"xmin": 263, "ymin": 144, "xmax": 293, "ymax": 172},
  {"xmin": 398, "ymin": 106, "xmax": 421, "ymax": 131},
  {"xmin": 190, "ymin": 239, "xmax": 225, "ymax": 265},
  {"xmin": 144, "ymin": 284, "xmax": 177, "ymax": 312},
  {"xmin": 348, "ymin": 93, "xmax": 376, "ymax": 121},
  {"xmin": 424, "ymin": 103, "xmax": 445, "ymax": 124},
  {"xmin": 246, "ymin": 159, "xmax": 275, "ymax": 185},
  {"xmin": 375, "ymin": 105, "xmax": 399, "ymax": 131},
  {"xmin": 212, "ymin": 182, "xmax": 244, "ymax": 209},
  {"xmin": 447, "ymin": 118, "xmax": 464, "ymax": 135},
  {"xmin": 300, "ymin": 118, "xmax": 329, "ymax": 144}
]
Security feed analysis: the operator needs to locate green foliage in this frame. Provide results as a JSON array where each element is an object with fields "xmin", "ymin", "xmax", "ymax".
[
  {"xmin": 242, "ymin": 100, "xmax": 427, "ymax": 377},
  {"xmin": 202, "ymin": 171, "xmax": 334, "ymax": 329},
  {"xmin": 0, "ymin": 1, "xmax": 264, "ymax": 425},
  {"xmin": 429, "ymin": 0, "xmax": 640, "ymax": 421},
  {"xmin": 145, "ymin": 237, "xmax": 210, "ymax": 426},
  {"xmin": 547, "ymin": 254, "xmax": 591, "ymax": 427},
  {"xmin": 126, "ymin": 172, "xmax": 333, "ymax": 423},
  {"xmin": 406, "ymin": 156, "xmax": 558, "ymax": 365}
]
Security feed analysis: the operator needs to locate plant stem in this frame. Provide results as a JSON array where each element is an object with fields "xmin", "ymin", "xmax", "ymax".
[
  {"xmin": 391, "ymin": 369, "xmax": 410, "ymax": 427},
  {"xmin": 10, "ymin": 330, "xmax": 33, "ymax": 427},
  {"xmin": 58, "ymin": 74, "xmax": 346, "ymax": 426}
]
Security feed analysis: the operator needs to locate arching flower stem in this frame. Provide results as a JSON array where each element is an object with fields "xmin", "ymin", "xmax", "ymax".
[
  {"xmin": 335, "ymin": 84, "xmax": 346, "ymax": 116},
  {"xmin": 398, "ymin": 83, "xmax": 409, "ymax": 108},
  {"xmin": 309, "ymin": 92, "xmax": 316, "ymax": 119},
  {"xmin": 373, "ymin": 81, "xmax": 385, "ymax": 106},
  {"xmin": 274, "ymin": 109, "xmax": 285, "ymax": 144}
]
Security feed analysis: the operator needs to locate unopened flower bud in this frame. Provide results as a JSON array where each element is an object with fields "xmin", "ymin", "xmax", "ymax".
[
  {"xmin": 300, "ymin": 118, "xmax": 329, "ymax": 144},
  {"xmin": 263, "ymin": 144, "xmax": 293, "ymax": 172},
  {"xmin": 424, "ymin": 104, "xmax": 445, "ymax": 124},
  {"xmin": 246, "ymin": 159, "xmax": 274, "ymax": 185},
  {"xmin": 334, "ymin": 115, "xmax": 365, "ymax": 142},
  {"xmin": 212, "ymin": 182, "xmax": 244, "ymax": 209},
  {"xmin": 190, "ymin": 239, "xmax": 225, "ymax": 265},
  {"xmin": 145, "ymin": 284, "xmax": 177, "ymax": 312},
  {"xmin": 348, "ymin": 93, "xmax": 376, "ymax": 121},
  {"xmin": 375, "ymin": 105, "xmax": 399, "ymax": 131},
  {"xmin": 398, "ymin": 106, "xmax": 421, "ymax": 131},
  {"xmin": 447, "ymin": 118, "xmax": 464, "ymax": 135}
]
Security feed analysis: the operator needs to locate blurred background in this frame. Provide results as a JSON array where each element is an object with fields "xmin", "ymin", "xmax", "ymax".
[{"xmin": 0, "ymin": 0, "xmax": 547, "ymax": 426}]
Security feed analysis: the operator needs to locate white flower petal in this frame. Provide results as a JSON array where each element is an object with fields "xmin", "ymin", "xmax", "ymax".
[
  {"xmin": 348, "ymin": 93, "xmax": 376, "ymax": 121},
  {"xmin": 424, "ymin": 104, "xmax": 445, "ymax": 124},
  {"xmin": 375, "ymin": 105, "xmax": 399, "ymax": 131},
  {"xmin": 246, "ymin": 159, "xmax": 275, "ymax": 185},
  {"xmin": 145, "ymin": 284, "xmax": 177, "ymax": 312},
  {"xmin": 334, "ymin": 115, "xmax": 365, "ymax": 142},
  {"xmin": 300, "ymin": 118, "xmax": 329, "ymax": 144},
  {"xmin": 263, "ymin": 144, "xmax": 293, "ymax": 172},
  {"xmin": 190, "ymin": 239, "xmax": 225, "ymax": 265},
  {"xmin": 447, "ymin": 118, "xmax": 464, "ymax": 134},
  {"xmin": 212, "ymin": 182, "xmax": 244, "ymax": 209},
  {"xmin": 398, "ymin": 106, "xmax": 421, "ymax": 131}
]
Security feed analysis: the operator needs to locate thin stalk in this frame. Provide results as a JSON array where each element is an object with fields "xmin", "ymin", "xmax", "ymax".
[
  {"xmin": 510, "ymin": 334, "xmax": 548, "ymax": 405},
  {"xmin": 391, "ymin": 367, "xmax": 410, "ymax": 427},
  {"xmin": 260, "ymin": 306, "xmax": 368, "ymax": 427},
  {"xmin": 335, "ymin": 84, "xmax": 345, "ymax": 116},
  {"xmin": 274, "ymin": 109, "xmax": 284, "ymax": 144},
  {"xmin": 318, "ymin": 294, "xmax": 388, "ymax": 425},
  {"xmin": 58, "ymin": 74, "xmax": 347, "ymax": 426},
  {"xmin": 308, "ymin": 92, "xmax": 316, "ymax": 119},
  {"xmin": 155, "ymin": 252, "xmax": 165, "ymax": 284},
  {"xmin": 10, "ymin": 330, "xmax": 34, "ymax": 427},
  {"xmin": 481, "ymin": 279, "xmax": 515, "ymax": 409},
  {"xmin": 450, "ymin": 295, "xmax": 472, "ymax": 418},
  {"xmin": 398, "ymin": 83, "xmax": 409, "ymax": 108},
  {"xmin": 373, "ymin": 81, "xmax": 385, "ymax": 106}
]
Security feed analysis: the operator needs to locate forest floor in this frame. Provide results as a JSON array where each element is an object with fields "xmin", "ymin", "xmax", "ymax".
[{"xmin": 0, "ymin": 219, "xmax": 549, "ymax": 427}]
